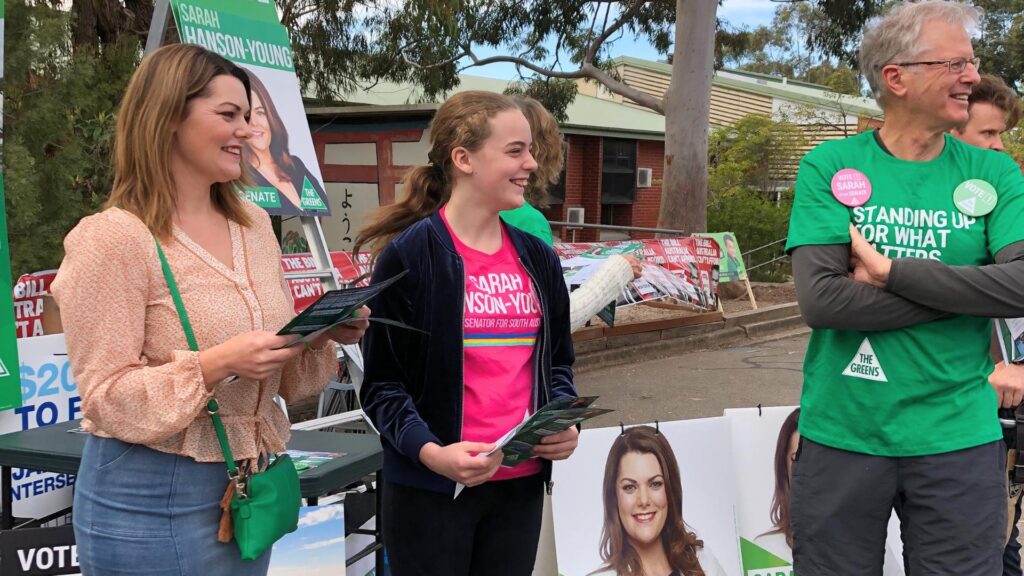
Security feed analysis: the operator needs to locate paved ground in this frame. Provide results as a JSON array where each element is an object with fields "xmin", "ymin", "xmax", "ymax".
[{"xmin": 575, "ymin": 332, "xmax": 808, "ymax": 428}]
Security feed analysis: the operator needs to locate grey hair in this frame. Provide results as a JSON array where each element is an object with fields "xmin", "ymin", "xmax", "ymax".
[{"xmin": 860, "ymin": 1, "xmax": 981, "ymax": 106}]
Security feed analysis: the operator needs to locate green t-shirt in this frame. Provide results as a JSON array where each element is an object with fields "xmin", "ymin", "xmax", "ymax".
[
  {"xmin": 500, "ymin": 204, "xmax": 554, "ymax": 246},
  {"xmin": 786, "ymin": 131, "xmax": 1024, "ymax": 456}
]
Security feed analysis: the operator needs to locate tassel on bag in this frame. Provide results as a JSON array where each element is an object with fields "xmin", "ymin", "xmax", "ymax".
[{"xmin": 218, "ymin": 480, "xmax": 235, "ymax": 543}]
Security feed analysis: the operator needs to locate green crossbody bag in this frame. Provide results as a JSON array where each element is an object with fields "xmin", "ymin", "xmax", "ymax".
[{"xmin": 155, "ymin": 238, "xmax": 301, "ymax": 561}]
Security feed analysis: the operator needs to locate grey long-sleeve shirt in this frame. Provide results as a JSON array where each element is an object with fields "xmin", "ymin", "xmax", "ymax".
[{"xmin": 793, "ymin": 240, "xmax": 1024, "ymax": 331}]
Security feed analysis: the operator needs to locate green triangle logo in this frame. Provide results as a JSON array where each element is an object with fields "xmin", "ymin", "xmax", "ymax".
[
  {"xmin": 740, "ymin": 537, "xmax": 792, "ymax": 575},
  {"xmin": 299, "ymin": 177, "xmax": 327, "ymax": 211}
]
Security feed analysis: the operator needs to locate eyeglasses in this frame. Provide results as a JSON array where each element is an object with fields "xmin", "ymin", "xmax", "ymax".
[{"xmin": 892, "ymin": 57, "xmax": 981, "ymax": 74}]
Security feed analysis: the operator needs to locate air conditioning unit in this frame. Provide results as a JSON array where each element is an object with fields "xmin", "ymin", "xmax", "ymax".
[
  {"xmin": 566, "ymin": 207, "xmax": 585, "ymax": 225},
  {"xmin": 637, "ymin": 168, "xmax": 653, "ymax": 188}
]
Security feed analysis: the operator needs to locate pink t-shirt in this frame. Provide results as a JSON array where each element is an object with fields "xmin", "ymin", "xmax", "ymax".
[{"xmin": 441, "ymin": 207, "xmax": 542, "ymax": 480}]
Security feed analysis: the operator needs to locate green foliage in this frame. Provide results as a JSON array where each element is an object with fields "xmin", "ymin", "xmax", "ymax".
[
  {"xmin": 708, "ymin": 115, "xmax": 806, "ymax": 202},
  {"xmin": 503, "ymin": 77, "xmax": 578, "ymax": 123},
  {"xmin": 4, "ymin": 1, "xmax": 140, "ymax": 277},
  {"xmin": 707, "ymin": 115, "xmax": 803, "ymax": 282},
  {"xmin": 973, "ymin": 0, "xmax": 1024, "ymax": 93},
  {"xmin": 1006, "ymin": 128, "xmax": 1024, "ymax": 168},
  {"xmin": 718, "ymin": 1, "xmax": 869, "ymax": 96}
]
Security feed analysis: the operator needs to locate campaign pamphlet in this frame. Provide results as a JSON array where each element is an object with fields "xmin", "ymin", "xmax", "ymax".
[
  {"xmin": 283, "ymin": 450, "xmax": 345, "ymax": 473},
  {"xmin": 276, "ymin": 270, "xmax": 416, "ymax": 345},
  {"xmin": 454, "ymin": 396, "xmax": 613, "ymax": 499}
]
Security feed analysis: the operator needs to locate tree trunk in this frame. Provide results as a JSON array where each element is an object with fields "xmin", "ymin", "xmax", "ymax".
[
  {"xmin": 657, "ymin": 0, "xmax": 717, "ymax": 234},
  {"xmin": 71, "ymin": 0, "xmax": 98, "ymax": 50}
]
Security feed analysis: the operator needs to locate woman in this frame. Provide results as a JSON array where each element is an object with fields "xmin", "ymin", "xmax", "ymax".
[
  {"xmin": 500, "ymin": 97, "xmax": 641, "ymax": 331},
  {"xmin": 593, "ymin": 426, "xmax": 725, "ymax": 576},
  {"xmin": 51, "ymin": 44, "xmax": 367, "ymax": 574},
  {"xmin": 244, "ymin": 68, "xmax": 328, "ymax": 213},
  {"xmin": 762, "ymin": 408, "xmax": 800, "ymax": 550},
  {"xmin": 355, "ymin": 90, "xmax": 579, "ymax": 576}
]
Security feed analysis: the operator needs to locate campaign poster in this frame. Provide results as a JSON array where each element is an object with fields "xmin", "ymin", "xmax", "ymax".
[
  {"xmin": 551, "ymin": 418, "xmax": 742, "ymax": 576},
  {"xmin": 554, "ymin": 238, "xmax": 720, "ymax": 311},
  {"xmin": 170, "ymin": 0, "xmax": 331, "ymax": 217},
  {"xmin": 268, "ymin": 505, "xmax": 347, "ymax": 576},
  {"xmin": 13, "ymin": 271, "xmax": 57, "ymax": 340},
  {"xmin": 0, "ymin": 176, "xmax": 20, "ymax": 410},
  {"xmin": 725, "ymin": 407, "xmax": 905, "ymax": 576},
  {"xmin": 0, "ymin": 525, "xmax": 81, "ymax": 576},
  {"xmin": 698, "ymin": 232, "xmax": 747, "ymax": 283},
  {"xmin": 0, "ymin": 334, "xmax": 79, "ymax": 518}
]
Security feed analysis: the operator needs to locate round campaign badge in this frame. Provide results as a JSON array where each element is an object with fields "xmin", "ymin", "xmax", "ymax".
[
  {"xmin": 831, "ymin": 169, "xmax": 872, "ymax": 207},
  {"xmin": 953, "ymin": 179, "xmax": 998, "ymax": 217}
]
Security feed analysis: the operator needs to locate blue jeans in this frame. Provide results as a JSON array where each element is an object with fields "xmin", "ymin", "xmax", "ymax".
[{"xmin": 73, "ymin": 435, "xmax": 271, "ymax": 575}]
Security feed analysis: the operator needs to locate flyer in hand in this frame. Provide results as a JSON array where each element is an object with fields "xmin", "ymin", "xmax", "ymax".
[
  {"xmin": 488, "ymin": 396, "xmax": 613, "ymax": 467},
  {"xmin": 996, "ymin": 317, "xmax": 1024, "ymax": 364},
  {"xmin": 277, "ymin": 270, "xmax": 416, "ymax": 345}
]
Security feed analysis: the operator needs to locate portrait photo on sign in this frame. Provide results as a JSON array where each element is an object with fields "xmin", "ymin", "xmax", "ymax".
[
  {"xmin": 725, "ymin": 406, "xmax": 905, "ymax": 576},
  {"xmin": 551, "ymin": 418, "xmax": 741, "ymax": 576},
  {"xmin": 239, "ymin": 64, "xmax": 330, "ymax": 217}
]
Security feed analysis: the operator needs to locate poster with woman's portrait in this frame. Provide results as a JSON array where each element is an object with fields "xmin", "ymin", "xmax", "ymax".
[
  {"xmin": 170, "ymin": 0, "xmax": 331, "ymax": 218},
  {"xmin": 239, "ymin": 64, "xmax": 330, "ymax": 217},
  {"xmin": 725, "ymin": 407, "xmax": 905, "ymax": 576},
  {"xmin": 552, "ymin": 419, "xmax": 742, "ymax": 576}
]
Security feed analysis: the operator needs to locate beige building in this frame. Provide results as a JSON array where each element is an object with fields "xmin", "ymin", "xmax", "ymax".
[{"xmin": 576, "ymin": 56, "xmax": 884, "ymax": 172}]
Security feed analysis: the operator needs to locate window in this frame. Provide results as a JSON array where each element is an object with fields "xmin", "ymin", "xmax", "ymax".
[
  {"xmin": 548, "ymin": 165, "xmax": 567, "ymax": 203},
  {"xmin": 601, "ymin": 138, "xmax": 636, "ymax": 205}
]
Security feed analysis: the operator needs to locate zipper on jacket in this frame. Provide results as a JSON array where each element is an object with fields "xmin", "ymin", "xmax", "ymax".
[
  {"xmin": 457, "ymin": 254, "xmax": 466, "ymax": 443},
  {"xmin": 519, "ymin": 258, "xmax": 548, "ymax": 412}
]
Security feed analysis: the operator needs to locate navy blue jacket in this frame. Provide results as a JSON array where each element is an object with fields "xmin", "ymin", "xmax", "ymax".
[{"xmin": 359, "ymin": 211, "xmax": 577, "ymax": 494}]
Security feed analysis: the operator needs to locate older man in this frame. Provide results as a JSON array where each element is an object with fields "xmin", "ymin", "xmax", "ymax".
[{"xmin": 786, "ymin": 2, "xmax": 1024, "ymax": 574}]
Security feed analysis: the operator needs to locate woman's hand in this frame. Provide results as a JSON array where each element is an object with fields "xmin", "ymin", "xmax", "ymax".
[
  {"xmin": 622, "ymin": 255, "xmax": 643, "ymax": 280},
  {"xmin": 309, "ymin": 306, "xmax": 371, "ymax": 348},
  {"xmin": 848, "ymin": 224, "xmax": 891, "ymax": 289},
  {"xmin": 198, "ymin": 331, "xmax": 303, "ymax": 389},
  {"xmin": 533, "ymin": 426, "xmax": 579, "ymax": 461},
  {"xmin": 419, "ymin": 442, "xmax": 504, "ymax": 487}
]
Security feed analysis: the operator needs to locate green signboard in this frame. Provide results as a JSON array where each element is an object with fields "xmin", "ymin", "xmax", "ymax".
[{"xmin": 0, "ymin": 0, "xmax": 22, "ymax": 410}]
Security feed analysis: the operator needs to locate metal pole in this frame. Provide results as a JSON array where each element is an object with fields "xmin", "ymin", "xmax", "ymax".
[
  {"xmin": 145, "ymin": 0, "xmax": 172, "ymax": 54},
  {"xmin": 549, "ymin": 221, "xmax": 688, "ymax": 236}
]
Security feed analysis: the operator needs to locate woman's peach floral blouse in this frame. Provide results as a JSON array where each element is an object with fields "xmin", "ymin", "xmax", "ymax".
[{"xmin": 51, "ymin": 203, "xmax": 336, "ymax": 463}]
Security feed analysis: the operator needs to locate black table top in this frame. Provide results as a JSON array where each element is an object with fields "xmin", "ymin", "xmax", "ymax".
[{"xmin": 0, "ymin": 420, "xmax": 382, "ymax": 498}]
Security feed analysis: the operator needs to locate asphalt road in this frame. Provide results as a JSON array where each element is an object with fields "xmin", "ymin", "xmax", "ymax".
[{"xmin": 575, "ymin": 332, "xmax": 808, "ymax": 428}]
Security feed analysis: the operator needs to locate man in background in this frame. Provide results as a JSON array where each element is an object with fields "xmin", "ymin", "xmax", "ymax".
[{"xmin": 951, "ymin": 72, "xmax": 1023, "ymax": 576}]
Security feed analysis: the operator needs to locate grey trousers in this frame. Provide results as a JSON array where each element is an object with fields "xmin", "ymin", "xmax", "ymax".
[{"xmin": 791, "ymin": 437, "xmax": 1006, "ymax": 576}]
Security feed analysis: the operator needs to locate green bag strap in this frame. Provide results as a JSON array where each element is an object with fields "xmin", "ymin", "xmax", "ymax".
[{"xmin": 154, "ymin": 237, "xmax": 240, "ymax": 479}]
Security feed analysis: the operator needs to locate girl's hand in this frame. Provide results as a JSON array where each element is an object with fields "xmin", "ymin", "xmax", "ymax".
[
  {"xmin": 419, "ymin": 442, "xmax": 504, "ymax": 487},
  {"xmin": 533, "ymin": 426, "xmax": 579, "ymax": 461}
]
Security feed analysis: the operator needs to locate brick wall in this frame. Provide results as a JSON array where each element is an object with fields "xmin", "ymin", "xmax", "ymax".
[
  {"xmin": 632, "ymin": 140, "xmax": 665, "ymax": 238},
  {"xmin": 547, "ymin": 134, "xmax": 603, "ymax": 242}
]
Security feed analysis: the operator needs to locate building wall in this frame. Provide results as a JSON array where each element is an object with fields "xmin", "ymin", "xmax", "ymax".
[
  {"xmin": 633, "ymin": 140, "xmax": 664, "ymax": 235},
  {"xmin": 283, "ymin": 122, "xmax": 428, "ymax": 252},
  {"xmin": 548, "ymin": 134, "xmax": 603, "ymax": 242}
]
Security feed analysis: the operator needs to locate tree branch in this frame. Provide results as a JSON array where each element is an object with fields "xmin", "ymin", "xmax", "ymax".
[
  {"xmin": 585, "ymin": 0, "xmax": 645, "ymax": 63},
  {"xmin": 461, "ymin": 48, "xmax": 664, "ymax": 113}
]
